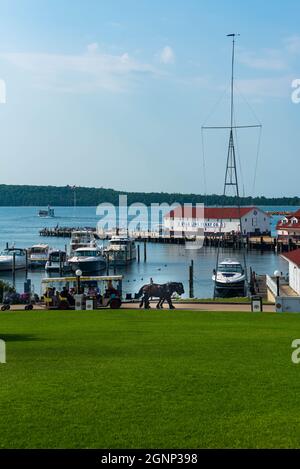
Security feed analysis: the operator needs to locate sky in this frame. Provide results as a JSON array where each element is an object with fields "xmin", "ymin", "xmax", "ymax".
[{"xmin": 0, "ymin": 0, "xmax": 299, "ymax": 197}]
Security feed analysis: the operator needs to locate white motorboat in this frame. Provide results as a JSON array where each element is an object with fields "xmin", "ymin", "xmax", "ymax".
[
  {"xmin": 212, "ymin": 259, "xmax": 246, "ymax": 295},
  {"xmin": 45, "ymin": 250, "xmax": 71, "ymax": 273},
  {"xmin": 0, "ymin": 248, "xmax": 27, "ymax": 271},
  {"xmin": 70, "ymin": 230, "xmax": 97, "ymax": 254},
  {"xmin": 28, "ymin": 244, "xmax": 49, "ymax": 267},
  {"xmin": 104, "ymin": 236, "xmax": 136, "ymax": 265},
  {"xmin": 68, "ymin": 246, "xmax": 106, "ymax": 273}
]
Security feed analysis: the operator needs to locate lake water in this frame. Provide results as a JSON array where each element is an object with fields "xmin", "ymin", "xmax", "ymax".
[{"xmin": 0, "ymin": 206, "xmax": 294, "ymax": 298}]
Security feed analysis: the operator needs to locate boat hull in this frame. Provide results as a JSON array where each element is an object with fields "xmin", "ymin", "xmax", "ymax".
[
  {"xmin": 45, "ymin": 262, "xmax": 72, "ymax": 273},
  {"xmin": 214, "ymin": 279, "xmax": 245, "ymax": 290},
  {"xmin": 0, "ymin": 260, "xmax": 26, "ymax": 271},
  {"xmin": 106, "ymin": 249, "xmax": 136, "ymax": 265},
  {"xmin": 69, "ymin": 259, "xmax": 106, "ymax": 273},
  {"xmin": 29, "ymin": 258, "xmax": 48, "ymax": 268}
]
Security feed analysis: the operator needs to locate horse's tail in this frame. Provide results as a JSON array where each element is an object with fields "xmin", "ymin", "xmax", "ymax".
[{"xmin": 136, "ymin": 285, "xmax": 145, "ymax": 298}]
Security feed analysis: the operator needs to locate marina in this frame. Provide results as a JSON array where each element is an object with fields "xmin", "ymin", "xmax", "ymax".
[{"xmin": 0, "ymin": 205, "xmax": 289, "ymax": 300}]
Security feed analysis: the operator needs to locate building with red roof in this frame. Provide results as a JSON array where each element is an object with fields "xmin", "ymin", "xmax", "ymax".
[
  {"xmin": 276, "ymin": 209, "xmax": 300, "ymax": 237},
  {"xmin": 281, "ymin": 249, "xmax": 300, "ymax": 295},
  {"xmin": 164, "ymin": 205, "xmax": 270, "ymax": 235}
]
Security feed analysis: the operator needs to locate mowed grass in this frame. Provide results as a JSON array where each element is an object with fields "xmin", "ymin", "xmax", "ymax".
[{"xmin": 1, "ymin": 309, "xmax": 300, "ymax": 448}]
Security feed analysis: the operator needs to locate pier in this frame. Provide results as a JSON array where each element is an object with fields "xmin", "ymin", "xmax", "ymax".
[{"xmin": 39, "ymin": 226, "xmax": 300, "ymax": 252}]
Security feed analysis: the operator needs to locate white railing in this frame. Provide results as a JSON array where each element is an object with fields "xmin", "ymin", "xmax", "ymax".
[{"xmin": 266, "ymin": 275, "xmax": 278, "ymax": 297}]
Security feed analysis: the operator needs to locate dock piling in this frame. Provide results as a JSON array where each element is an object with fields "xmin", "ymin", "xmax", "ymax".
[
  {"xmin": 106, "ymin": 254, "xmax": 110, "ymax": 275},
  {"xmin": 189, "ymin": 260, "xmax": 194, "ymax": 298}
]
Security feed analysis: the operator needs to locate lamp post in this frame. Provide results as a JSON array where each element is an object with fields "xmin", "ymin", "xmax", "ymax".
[
  {"xmin": 75, "ymin": 269, "xmax": 82, "ymax": 294},
  {"xmin": 274, "ymin": 270, "xmax": 281, "ymax": 297}
]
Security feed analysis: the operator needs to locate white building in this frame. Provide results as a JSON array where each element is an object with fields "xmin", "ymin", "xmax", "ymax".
[
  {"xmin": 164, "ymin": 206, "xmax": 270, "ymax": 236},
  {"xmin": 281, "ymin": 249, "xmax": 300, "ymax": 295},
  {"xmin": 277, "ymin": 209, "xmax": 300, "ymax": 238}
]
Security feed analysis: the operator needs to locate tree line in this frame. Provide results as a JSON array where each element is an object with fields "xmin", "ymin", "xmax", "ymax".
[{"xmin": 0, "ymin": 184, "xmax": 299, "ymax": 206}]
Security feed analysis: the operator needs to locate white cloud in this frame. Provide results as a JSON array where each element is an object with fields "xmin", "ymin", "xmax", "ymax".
[
  {"xmin": 86, "ymin": 42, "xmax": 99, "ymax": 54},
  {"xmin": 236, "ymin": 76, "xmax": 292, "ymax": 99},
  {"xmin": 238, "ymin": 49, "xmax": 286, "ymax": 71},
  {"xmin": 0, "ymin": 44, "xmax": 158, "ymax": 93},
  {"xmin": 284, "ymin": 35, "xmax": 300, "ymax": 55},
  {"xmin": 238, "ymin": 35, "xmax": 300, "ymax": 72},
  {"xmin": 159, "ymin": 46, "xmax": 175, "ymax": 64}
]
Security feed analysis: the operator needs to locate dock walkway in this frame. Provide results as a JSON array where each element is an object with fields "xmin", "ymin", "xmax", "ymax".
[{"xmin": 39, "ymin": 227, "xmax": 300, "ymax": 252}]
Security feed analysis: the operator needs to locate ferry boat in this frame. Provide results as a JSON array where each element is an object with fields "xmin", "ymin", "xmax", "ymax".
[
  {"xmin": 38, "ymin": 206, "xmax": 55, "ymax": 218},
  {"xmin": 68, "ymin": 246, "xmax": 106, "ymax": 273},
  {"xmin": 28, "ymin": 244, "xmax": 49, "ymax": 267},
  {"xmin": 45, "ymin": 250, "xmax": 71, "ymax": 273},
  {"xmin": 212, "ymin": 259, "xmax": 246, "ymax": 295},
  {"xmin": 0, "ymin": 248, "xmax": 27, "ymax": 271},
  {"xmin": 104, "ymin": 236, "xmax": 136, "ymax": 265},
  {"xmin": 70, "ymin": 230, "xmax": 97, "ymax": 254}
]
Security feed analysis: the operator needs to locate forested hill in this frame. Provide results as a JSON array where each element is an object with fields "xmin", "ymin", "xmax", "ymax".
[{"xmin": 0, "ymin": 184, "xmax": 299, "ymax": 206}]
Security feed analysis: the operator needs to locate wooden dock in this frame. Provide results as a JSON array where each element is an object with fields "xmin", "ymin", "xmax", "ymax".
[{"xmin": 39, "ymin": 227, "xmax": 300, "ymax": 252}]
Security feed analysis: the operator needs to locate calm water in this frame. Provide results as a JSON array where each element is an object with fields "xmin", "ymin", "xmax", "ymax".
[{"xmin": 0, "ymin": 206, "xmax": 293, "ymax": 298}]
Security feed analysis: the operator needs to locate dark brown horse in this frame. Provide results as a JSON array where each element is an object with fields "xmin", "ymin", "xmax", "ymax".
[{"xmin": 137, "ymin": 282, "xmax": 184, "ymax": 309}]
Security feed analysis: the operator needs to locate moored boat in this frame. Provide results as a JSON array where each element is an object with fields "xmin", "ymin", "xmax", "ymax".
[
  {"xmin": 0, "ymin": 248, "xmax": 27, "ymax": 271},
  {"xmin": 45, "ymin": 250, "xmax": 71, "ymax": 273},
  {"xmin": 212, "ymin": 259, "xmax": 246, "ymax": 295},
  {"xmin": 70, "ymin": 230, "xmax": 97, "ymax": 254},
  {"xmin": 28, "ymin": 244, "xmax": 49, "ymax": 267},
  {"xmin": 104, "ymin": 236, "xmax": 136, "ymax": 265},
  {"xmin": 68, "ymin": 246, "xmax": 106, "ymax": 273}
]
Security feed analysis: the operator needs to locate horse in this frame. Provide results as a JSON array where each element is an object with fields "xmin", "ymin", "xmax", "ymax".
[{"xmin": 137, "ymin": 282, "xmax": 184, "ymax": 309}]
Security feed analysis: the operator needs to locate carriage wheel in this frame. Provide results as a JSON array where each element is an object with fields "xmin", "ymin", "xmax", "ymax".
[{"xmin": 1, "ymin": 305, "xmax": 6, "ymax": 311}]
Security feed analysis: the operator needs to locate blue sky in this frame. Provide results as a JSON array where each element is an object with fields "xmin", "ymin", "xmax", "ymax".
[{"xmin": 0, "ymin": 0, "xmax": 299, "ymax": 197}]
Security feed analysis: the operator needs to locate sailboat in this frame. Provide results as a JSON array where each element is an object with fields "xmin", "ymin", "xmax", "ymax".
[{"xmin": 204, "ymin": 34, "xmax": 261, "ymax": 297}]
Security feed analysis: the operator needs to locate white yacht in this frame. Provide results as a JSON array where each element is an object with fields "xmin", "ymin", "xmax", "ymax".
[
  {"xmin": 212, "ymin": 259, "xmax": 246, "ymax": 295},
  {"xmin": 104, "ymin": 236, "xmax": 136, "ymax": 265},
  {"xmin": 68, "ymin": 246, "xmax": 106, "ymax": 273},
  {"xmin": 28, "ymin": 244, "xmax": 49, "ymax": 267},
  {"xmin": 0, "ymin": 248, "xmax": 27, "ymax": 271},
  {"xmin": 70, "ymin": 230, "xmax": 97, "ymax": 254},
  {"xmin": 45, "ymin": 250, "xmax": 71, "ymax": 273}
]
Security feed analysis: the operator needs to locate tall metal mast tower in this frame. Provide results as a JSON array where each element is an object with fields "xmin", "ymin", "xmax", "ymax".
[{"xmin": 202, "ymin": 34, "xmax": 262, "ymax": 298}]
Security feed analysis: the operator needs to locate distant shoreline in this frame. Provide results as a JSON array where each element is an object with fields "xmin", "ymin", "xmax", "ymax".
[{"xmin": 0, "ymin": 184, "xmax": 299, "ymax": 207}]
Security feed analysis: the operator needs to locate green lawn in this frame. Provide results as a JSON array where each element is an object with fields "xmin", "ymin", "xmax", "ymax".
[{"xmin": 1, "ymin": 309, "xmax": 300, "ymax": 448}]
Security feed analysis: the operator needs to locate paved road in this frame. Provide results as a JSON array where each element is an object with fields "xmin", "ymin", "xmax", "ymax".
[
  {"xmin": 5, "ymin": 302, "xmax": 275, "ymax": 312},
  {"xmin": 122, "ymin": 301, "xmax": 275, "ymax": 312}
]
